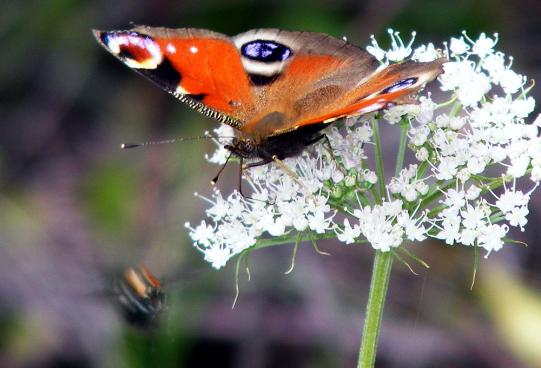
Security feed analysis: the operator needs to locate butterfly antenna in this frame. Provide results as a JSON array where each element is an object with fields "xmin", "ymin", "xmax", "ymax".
[
  {"xmin": 211, "ymin": 150, "xmax": 234, "ymax": 185},
  {"xmin": 121, "ymin": 135, "xmax": 211, "ymax": 149},
  {"xmin": 120, "ymin": 130, "xmax": 237, "ymax": 149}
]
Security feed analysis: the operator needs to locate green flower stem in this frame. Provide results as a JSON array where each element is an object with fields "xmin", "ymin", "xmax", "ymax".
[
  {"xmin": 252, "ymin": 231, "xmax": 339, "ymax": 250},
  {"xmin": 419, "ymin": 179, "xmax": 454, "ymax": 210},
  {"xmin": 417, "ymin": 161, "xmax": 429, "ymax": 178},
  {"xmin": 449, "ymin": 101, "xmax": 463, "ymax": 117},
  {"xmin": 395, "ymin": 118, "xmax": 409, "ymax": 177},
  {"xmin": 358, "ymin": 250, "xmax": 394, "ymax": 368},
  {"xmin": 371, "ymin": 120, "xmax": 386, "ymax": 201},
  {"xmin": 354, "ymin": 119, "xmax": 400, "ymax": 367}
]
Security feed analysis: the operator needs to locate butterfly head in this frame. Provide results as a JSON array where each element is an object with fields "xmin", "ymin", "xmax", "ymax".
[{"xmin": 225, "ymin": 137, "xmax": 258, "ymax": 159}]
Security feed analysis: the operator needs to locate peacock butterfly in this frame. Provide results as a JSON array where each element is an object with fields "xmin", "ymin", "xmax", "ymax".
[
  {"xmin": 93, "ymin": 26, "xmax": 444, "ymax": 169},
  {"xmin": 113, "ymin": 265, "xmax": 165, "ymax": 329}
]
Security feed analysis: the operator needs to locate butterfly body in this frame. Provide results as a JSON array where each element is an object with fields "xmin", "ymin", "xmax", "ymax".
[
  {"xmin": 94, "ymin": 26, "xmax": 444, "ymax": 164},
  {"xmin": 113, "ymin": 266, "xmax": 165, "ymax": 329},
  {"xmin": 227, "ymin": 121, "xmax": 328, "ymax": 166}
]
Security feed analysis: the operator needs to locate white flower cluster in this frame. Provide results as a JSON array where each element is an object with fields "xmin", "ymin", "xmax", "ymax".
[
  {"xmin": 389, "ymin": 164, "xmax": 429, "ymax": 202},
  {"xmin": 337, "ymin": 198, "xmax": 428, "ymax": 250},
  {"xmin": 187, "ymin": 30, "xmax": 539, "ymax": 269},
  {"xmin": 186, "ymin": 140, "xmax": 341, "ymax": 268},
  {"xmin": 186, "ymin": 121, "xmax": 374, "ymax": 268}
]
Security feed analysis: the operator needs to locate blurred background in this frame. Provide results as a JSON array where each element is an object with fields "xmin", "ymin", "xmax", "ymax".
[{"xmin": 1, "ymin": 0, "xmax": 541, "ymax": 367}]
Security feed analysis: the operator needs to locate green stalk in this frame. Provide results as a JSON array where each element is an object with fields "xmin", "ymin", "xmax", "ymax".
[
  {"xmin": 371, "ymin": 120, "xmax": 386, "ymax": 200},
  {"xmin": 253, "ymin": 231, "xmax": 338, "ymax": 249},
  {"xmin": 395, "ymin": 118, "xmax": 409, "ymax": 177},
  {"xmin": 357, "ymin": 251, "xmax": 394, "ymax": 368},
  {"xmin": 449, "ymin": 101, "xmax": 463, "ymax": 117},
  {"xmin": 356, "ymin": 119, "xmax": 398, "ymax": 367}
]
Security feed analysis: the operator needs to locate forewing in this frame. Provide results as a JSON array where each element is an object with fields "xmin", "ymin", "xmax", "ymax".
[{"xmin": 93, "ymin": 26, "xmax": 256, "ymax": 129}]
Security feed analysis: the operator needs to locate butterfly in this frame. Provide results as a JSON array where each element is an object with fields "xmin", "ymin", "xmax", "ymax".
[
  {"xmin": 112, "ymin": 265, "xmax": 166, "ymax": 329},
  {"xmin": 93, "ymin": 26, "xmax": 444, "ymax": 170}
]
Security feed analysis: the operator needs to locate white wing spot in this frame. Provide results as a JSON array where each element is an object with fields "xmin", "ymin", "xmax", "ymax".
[
  {"xmin": 190, "ymin": 46, "xmax": 198, "ymax": 54},
  {"xmin": 167, "ymin": 44, "xmax": 176, "ymax": 54},
  {"xmin": 176, "ymin": 86, "xmax": 189, "ymax": 95}
]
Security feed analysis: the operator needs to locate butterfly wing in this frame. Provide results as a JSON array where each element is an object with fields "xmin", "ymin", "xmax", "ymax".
[
  {"xmin": 232, "ymin": 29, "xmax": 383, "ymax": 137},
  {"xmin": 93, "ymin": 26, "xmax": 255, "ymax": 130},
  {"xmin": 231, "ymin": 30, "xmax": 443, "ymax": 137},
  {"xmin": 290, "ymin": 58, "xmax": 446, "ymax": 127},
  {"xmin": 94, "ymin": 27, "xmax": 444, "ymax": 138}
]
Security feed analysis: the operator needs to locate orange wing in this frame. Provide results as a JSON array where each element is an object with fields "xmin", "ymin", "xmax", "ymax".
[
  {"xmin": 233, "ymin": 30, "xmax": 443, "ymax": 138},
  {"xmin": 94, "ymin": 27, "xmax": 444, "ymax": 136},
  {"xmin": 292, "ymin": 58, "xmax": 446, "ymax": 127},
  {"xmin": 93, "ymin": 26, "xmax": 256, "ymax": 130}
]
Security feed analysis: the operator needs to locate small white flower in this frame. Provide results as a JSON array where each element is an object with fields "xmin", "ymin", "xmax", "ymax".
[
  {"xmin": 499, "ymin": 69, "xmax": 525, "ymax": 94},
  {"xmin": 336, "ymin": 218, "xmax": 361, "ymax": 244},
  {"xmin": 471, "ymin": 32, "xmax": 498, "ymax": 57},
  {"xmin": 205, "ymin": 145, "xmax": 230, "ymax": 164},
  {"xmin": 204, "ymin": 246, "xmax": 231, "ymax": 269},
  {"xmin": 412, "ymin": 43, "xmax": 438, "ymax": 62},
  {"xmin": 449, "ymin": 116, "xmax": 466, "ymax": 130},
  {"xmin": 466, "ymin": 185, "xmax": 481, "ymax": 200},
  {"xmin": 482, "ymin": 52, "xmax": 505, "ymax": 78},
  {"xmin": 457, "ymin": 71, "xmax": 492, "ymax": 106},
  {"xmin": 439, "ymin": 60, "xmax": 492, "ymax": 106},
  {"xmin": 383, "ymin": 105, "xmax": 419, "ymax": 124},
  {"xmin": 460, "ymin": 228, "xmax": 479, "ymax": 246},
  {"xmin": 461, "ymin": 204, "xmax": 486, "ymax": 229},
  {"xmin": 506, "ymin": 205, "xmax": 528, "ymax": 230},
  {"xmin": 436, "ymin": 215, "xmax": 461, "ymax": 245},
  {"xmin": 449, "ymin": 36, "xmax": 470, "ymax": 55},
  {"xmin": 267, "ymin": 217, "xmax": 287, "ymax": 236},
  {"xmin": 397, "ymin": 211, "xmax": 428, "ymax": 242},
  {"xmin": 435, "ymin": 157, "xmax": 459, "ymax": 180},
  {"xmin": 466, "ymin": 156, "xmax": 486, "ymax": 174},
  {"xmin": 385, "ymin": 29, "xmax": 416, "ymax": 62},
  {"xmin": 478, "ymin": 223, "xmax": 508, "ymax": 256},
  {"xmin": 308, "ymin": 209, "xmax": 332, "ymax": 234},
  {"xmin": 439, "ymin": 60, "xmax": 473, "ymax": 91},
  {"xmin": 416, "ymin": 97, "xmax": 437, "ymax": 124},
  {"xmin": 366, "ymin": 170, "xmax": 378, "ymax": 184},
  {"xmin": 507, "ymin": 154, "xmax": 530, "ymax": 177},
  {"xmin": 511, "ymin": 97, "xmax": 535, "ymax": 118},
  {"xmin": 495, "ymin": 187, "xmax": 528, "ymax": 213},
  {"xmin": 187, "ymin": 221, "xmax": 215, "ymax": 247},
  {"xmin": 366, "ymin": 35, "xmax": 386, "ymax": 61},
  {"xmin": 415, "ymin": 147, "xmax": 429, "ymax": 161},
  {"xmin": 441, "ymin": 187, "xmax": 466, "ymax": 209}
]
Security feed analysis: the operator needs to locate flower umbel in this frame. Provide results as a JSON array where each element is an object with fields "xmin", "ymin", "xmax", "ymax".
[{"xmin": 187, "ymin": 30, "xmax": 538, "ymax": 269}]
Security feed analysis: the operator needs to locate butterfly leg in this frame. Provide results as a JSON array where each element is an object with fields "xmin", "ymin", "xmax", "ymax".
[
  {"xmin": 238, "ymin": 157, "xmax": 244, "ymax": 197},
  {"xmin": 307, "ymin": 134, "xmax": 325, "ymax": 145},
  {"xmin": 322, "ymin": 135, "xmax": 347, "ymax": 176},
  {"xmin": 238, "ymin": 159, "xmax": 276, "ymax": 205},
  {"xmin": 243, "ymin": 158, "xmax": 273, "ymax": 169},
  {"xmin": 271, "ymin": 155, "xmax": 308, "ymax": 192}
]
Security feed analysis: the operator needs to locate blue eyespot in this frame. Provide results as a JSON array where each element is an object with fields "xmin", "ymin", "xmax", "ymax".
[
  {"xmin": 380, "ymin": 77, "xmax": 418, "ymax": 94},
  {"xmin": 241, "ymin": 40, "xmax": 292, "ymax": 62}
]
